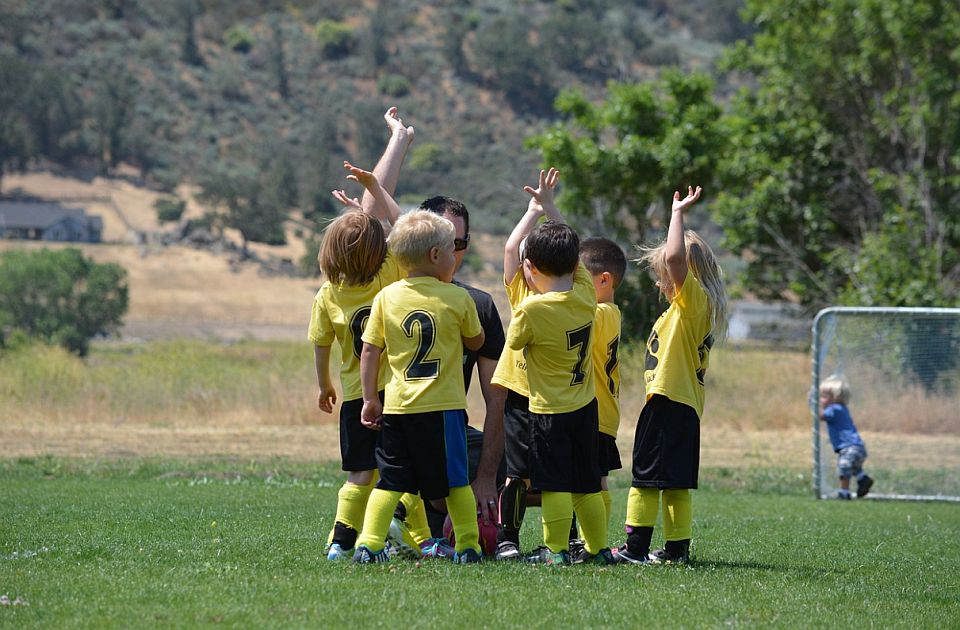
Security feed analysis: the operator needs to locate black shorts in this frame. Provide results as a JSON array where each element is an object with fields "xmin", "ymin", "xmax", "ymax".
[
  {"xmin": 530, "ymin": 398, "xmax": 601, "ymax": 494},
  {"xmin": 631, "ymin": 394, "xmax": 700, "ymax": 489},
  {"xmin": 597, "ymin": 432, "xmax": 622, "ymax": 477},
  {"xmin": 338, "ymin": 392, "xmax": 383, "ymax": 472},
  {"xmin": 376, "ymin": 410, "xmax": 470, "ymax": 501},
  {"xmin": 503, "ymin": 389, "xmax": 533, "ymax": 479}
]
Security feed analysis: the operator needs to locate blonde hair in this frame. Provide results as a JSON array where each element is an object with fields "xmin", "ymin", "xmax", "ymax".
[
  {"xmin": 389, "ymin": 209, "xmax": 455, "ymax": 270},
  {"xmin": 317, "ymin": 212, "xmax": 387, "ymax": 285},
  {"xmin": 639, "ymin": 229, "xmax": 729, "ymax": 343},
  {"xmin": 819, "ymin": 374, "xmax": 851, "ymax": 405}
]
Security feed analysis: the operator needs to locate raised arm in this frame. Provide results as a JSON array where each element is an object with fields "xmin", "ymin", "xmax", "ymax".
[
  {"xmin": 503, "ymin": 168, "xmax": 560, "ymax": 284},
  {"xmin": 343, "ymin": 161, "xmax": 402, "ymax": 226},
  {"xmin": 665, "ymin": 185, "xmax": 701, "ymax": 292},
  {"xmin": 360, "ymin": 106, "xmax": 414, "ymax": 219}
]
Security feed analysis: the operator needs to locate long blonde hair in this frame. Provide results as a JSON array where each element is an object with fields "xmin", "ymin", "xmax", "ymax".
[
  {"xmin": 639, "ymin": 229, "xmax": 729, "ymax": 343},
  {"xmin": 317, "ymin": 212, "xmax": 387, "ymax": 285}
]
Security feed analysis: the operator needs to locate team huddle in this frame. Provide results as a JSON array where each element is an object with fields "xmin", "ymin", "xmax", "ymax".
[{"xmin": 308, "ymin": 107, "xmax": 729, "ymax": 565}]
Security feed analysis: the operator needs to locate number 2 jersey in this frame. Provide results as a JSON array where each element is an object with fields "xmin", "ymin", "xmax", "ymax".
[
  {"xmin": 307, "ymin": 253, "xmax": 402, "ymax": 402},
  {"xmin": 505, "ymin": 263, "xmax": 598, "ymax": 414},
  {"xmin": 362, "ymin": 276, "xmax": 482, "ymax": 414}
]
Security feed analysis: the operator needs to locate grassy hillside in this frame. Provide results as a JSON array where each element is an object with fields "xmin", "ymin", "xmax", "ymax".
[{"xmin": 1, "ymin": 0, "xmax": 749, "ymax": 234}]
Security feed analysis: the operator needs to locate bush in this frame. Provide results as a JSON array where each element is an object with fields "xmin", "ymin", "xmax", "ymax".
[
  {"xmin": 377, "ymin": 74, "xmax": 411, "ymax": 97},
  {"xmin": 0, "ymin": 248, "xmax": 128, "ymax": 356},
  {"xmin": 154, "ymin": 196, "xmax": 186, "ymax": 223},
  {"xmin": 314, "ymin": 19, "xmax": 355, "ymax": 59},
  {"xmin": 225, "ymin": 25, "xmax": 254, "ymax": 53}
]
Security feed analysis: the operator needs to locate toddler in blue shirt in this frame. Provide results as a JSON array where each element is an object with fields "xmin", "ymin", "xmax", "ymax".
[{"xmin": 819, "ymin": 375, "xmax": 874, "ymax": 499}]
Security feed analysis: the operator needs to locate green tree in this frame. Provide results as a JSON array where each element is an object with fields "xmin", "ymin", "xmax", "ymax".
[
  {"xmin": 0, "ymin": 50, "xmax": 33, "ymax": 191},
  {"xmin": 197, "ymin": 161, "xmax": 287, "ymax": 257},
  {"xmin": 714, "ymin": 0, "xmax": 960, "ymax": 308},
  {"xmin": 527, "ymin": 70, "xmax": 725, "ymax": 338},
  {"xmin": 0, "ymin": 248, "xmax": 128, "ymax": 356}
]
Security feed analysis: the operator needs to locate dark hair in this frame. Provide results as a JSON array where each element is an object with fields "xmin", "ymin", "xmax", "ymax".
[
  {"xmin": 580, "ymin": 237, "xmax": 627, "ymax": 288},
  {"xmin": 524, "ymin": 221, "xmax": 580, "ymax": 277},
  {"xmin": 419, "ymin": 196, "xmax": 469, "ymax": 234}
]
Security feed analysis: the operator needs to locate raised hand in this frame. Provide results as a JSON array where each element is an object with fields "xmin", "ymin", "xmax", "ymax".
[
  {"xmin": 331, "ymin": 189, "xmax": 361, "ymax": 210},
  {"xmin": 522, "ymin": 167, "xmax": 560, "ymax": 216},
  {"xmin": 672, "ymin": 186, "xmax": 702, "ymax": 213},
  {"xmin": 343, "ymin": 160, "xmax": 379, "ymax": 191},
  {"xmin": 383, "ymin": 106, "xmax": 414, "ymax": 141}
]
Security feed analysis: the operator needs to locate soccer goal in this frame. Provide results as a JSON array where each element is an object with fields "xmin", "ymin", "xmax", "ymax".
[{"xmin": 810, "ymin": 307, "xmax": 960, "ymax": 501}]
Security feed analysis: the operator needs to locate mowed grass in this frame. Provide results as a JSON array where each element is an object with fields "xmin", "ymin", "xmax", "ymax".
[{"xmin": 2, "ymin": 459, "xmax": 959, "ymax": 629}]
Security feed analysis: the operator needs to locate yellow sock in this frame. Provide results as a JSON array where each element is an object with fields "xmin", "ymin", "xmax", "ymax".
[
  {"xmin": 625, "ymin": 487, "xmax": 660, "ymax": 528},
  {"xmin": 328, "ymin": 480, "xmax": 374, "ymax": 544},
  {"xmin": 572, "ymin": 492, "xmax": 608, "ymax": 555},
  {"xmin": 541, "ymin": 491, "xmax": 573, "ymax": 553},
  {"xmin": 661, "ymin": 489, "xmax": 692, "ymax": 541},
  {"xmin": 601, "ymin": 489, "xmax": 612, "ymax": 527},
  {"xmin": 399, "ymin": 493, "xmax": 432, "ymax": 546},
  {"xmin": 446, "ymin": 485, "xmax": 480, "ymax": 553},
  {"xmin": 355, "ymin": 489, "xmax": 402, "ymax": 552}
]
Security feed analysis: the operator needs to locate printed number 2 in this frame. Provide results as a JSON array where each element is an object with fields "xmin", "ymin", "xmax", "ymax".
[
  {"xmin": 402, "ymin": 311, "xmax": 439, "ymax": 380},
  {"xmin": 349, "ymin": 306, "xmax": 372, "ymax": 358},
  {"xmin": 566, "ymin": 323, "xmax": 592, "ymax": 386}
]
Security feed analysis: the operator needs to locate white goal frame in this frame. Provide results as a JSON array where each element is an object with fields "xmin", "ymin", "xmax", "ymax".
[{"xmin": 810, "ymin": 306, "xmax": 960, "ymax": 502}]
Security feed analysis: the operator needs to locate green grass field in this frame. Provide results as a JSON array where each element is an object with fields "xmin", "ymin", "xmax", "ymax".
[{"xmin": 2, "ymin": 458, "xmax": 958, "ymax": 629}]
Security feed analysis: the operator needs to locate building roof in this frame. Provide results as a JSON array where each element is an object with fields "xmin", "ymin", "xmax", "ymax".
[{"xmin": 0, "ymin": 200, "xmax": 101, "ymax": 230}]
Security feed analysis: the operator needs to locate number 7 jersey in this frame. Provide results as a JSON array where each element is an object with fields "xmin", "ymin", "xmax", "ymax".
[
  {"xmin": 505, "ymin": 264, "xmax": 598, "ymax": 414},
  {"xmin": 362, "ymin": 276, "xmax": 482, "ymax": 414}
]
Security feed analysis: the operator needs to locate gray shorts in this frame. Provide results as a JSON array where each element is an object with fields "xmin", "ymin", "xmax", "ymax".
[{"xmin": 836, "ymin": 444, "xmax": 867, "ymax": 479}]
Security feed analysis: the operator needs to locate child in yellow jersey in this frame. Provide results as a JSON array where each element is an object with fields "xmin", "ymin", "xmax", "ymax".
[
  {"xmin": 353, "ymin": 210, "xmax": 486, "ymax": 564},
  {"xmin": 502, "ymin": 168, "xmax": 614, "ymax": 566},
  {"xmin": 308, "ymin": 108, "xmax": 433, "ymax": 561},
  {"xmin": 614, "ymin": 186, "xmax": 729, "ymax": 565},
  {"xmin": 579, "ymin": 237, "xmax": 628, "ymax": 531}
]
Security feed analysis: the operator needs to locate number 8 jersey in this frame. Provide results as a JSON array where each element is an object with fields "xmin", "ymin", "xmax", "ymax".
[
  {"xmin": 308, "ymin": 253, "xmax": 403, "ymax": 402},
  {"xmin": 505, "ymin": 263, "xmax": 598, "ymax": 414},
  {"xmin": 362, "ymin": 276, "xmax": 482, "ymax": 414}
]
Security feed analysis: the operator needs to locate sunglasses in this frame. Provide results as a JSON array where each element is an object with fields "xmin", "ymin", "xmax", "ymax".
[{"xmin": 454, "ymin": 233, "xmax": 471, "ymax": 251}]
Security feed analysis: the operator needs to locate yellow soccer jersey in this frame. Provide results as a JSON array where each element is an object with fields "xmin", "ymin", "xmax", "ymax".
[
  {"xmin": 506, "ymin": 264, "xmax": 597, "ymax": 414},
  {"xmin": 362, "ymin": 276, "xmax": 482, "ymax": 414},
  {"xmin": 592, "ymin": 302, "xmax": 622, "ymax": 437},
  {"xmin": 491, "ymin": 270, "xmax": 533, "ymax": 397},
  {"xmin": 307, "ymin": 253, "xmax": 402, "ymax": 401},
  {"xmin": 643, "ymin": 274, "xmax": 713, "ymax": 418}
]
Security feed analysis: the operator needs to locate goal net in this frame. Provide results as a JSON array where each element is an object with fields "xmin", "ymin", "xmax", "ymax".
[{"xmin": 810, "ymin": 307, "xmax": 960, "ymax": 501}]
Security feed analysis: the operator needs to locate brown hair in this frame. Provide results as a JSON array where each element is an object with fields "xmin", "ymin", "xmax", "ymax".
[{"xmin": 317, "ymin": 212, "xmax": 387, "ymax": 285}]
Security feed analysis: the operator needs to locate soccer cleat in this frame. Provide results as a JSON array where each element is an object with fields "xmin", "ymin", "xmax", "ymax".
[
  {"xmin": 386, "ymin": 518, "xmax": 421, "ymax": 559},
  {"xmin": 494, "ymin": 540, "xmax": 521, "ymax": 561},
  {"xmin": 648, "ymin": 542, "xmax": 690, "ymax": 565},
  {"xmin": 837, "ymin": 490, "xmax": 852, "ymax": 500},
  {"xmin": 856, "ymin": 475, "xmax": 874, "ymax": 498},
  {"xmin": 611, "ymin": 544, "xmax": 650, "ymax": 565},
  {"xmin": 524, "ymin": 546, "xmax": 570, "ymax": 566},
  {"xmin": 568, "ymin": 538, "xmax": 585, "ymax": 558},
  {"xmin": 453, "ymin": 548, "xmax": 483, "ymax": 564},
  {"xmin": 419, "ymin": 537, "xmax": 456, "ymax": 560},
  {"xmin": 326, "ymin": 543, "xmax": 351, "ymax": 561},
  {"xmin": 352, "ymin": 544, "xmax": 391, "ymax": 564},
  {"xmin": 571, "ymin": 546, "xmax": 617, "ymax": 565}
]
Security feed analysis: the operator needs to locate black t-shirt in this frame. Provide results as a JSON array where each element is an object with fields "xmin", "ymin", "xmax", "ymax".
[{"xmin": 454, "ymin": 279, "xmax": 505, "ymax": 393}]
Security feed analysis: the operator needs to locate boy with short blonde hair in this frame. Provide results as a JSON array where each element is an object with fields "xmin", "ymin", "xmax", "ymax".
[
  {"xmin": 819, "ymin": 374, "xmax": 873, "ymax": 500},
  {"xmin": 353, "ymin": 210, "xmax": 486, "ymax": 563}
]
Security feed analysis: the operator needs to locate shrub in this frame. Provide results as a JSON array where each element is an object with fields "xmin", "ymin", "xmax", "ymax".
[
  {"xmin": 0, "ymin": 248, "xmax": 128, "ymax": 356},
  {"xmin": 314, "ymin": 19, "xmax": 355, "ymax": 59},
  {"xmin": 377, "ymin": 74, "xmax": 411, "ymax": 97},
  {"xmin": 225, "ymin": 25, "xmax": 254, "ymax": 53},
  {"xmin": 154, "ymin": 196, "xmax": 186, "ymax": 223}
]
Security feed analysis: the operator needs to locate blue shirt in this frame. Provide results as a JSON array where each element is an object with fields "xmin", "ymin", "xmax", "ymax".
[{"xmin": 822, "ymin": 403, "xmax": 864, "ymax": 452}]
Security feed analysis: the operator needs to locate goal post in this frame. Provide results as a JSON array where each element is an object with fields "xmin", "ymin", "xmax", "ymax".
[{"xmin": 810, "ymin": 306, "xmax": 960, "ymax": 502}]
